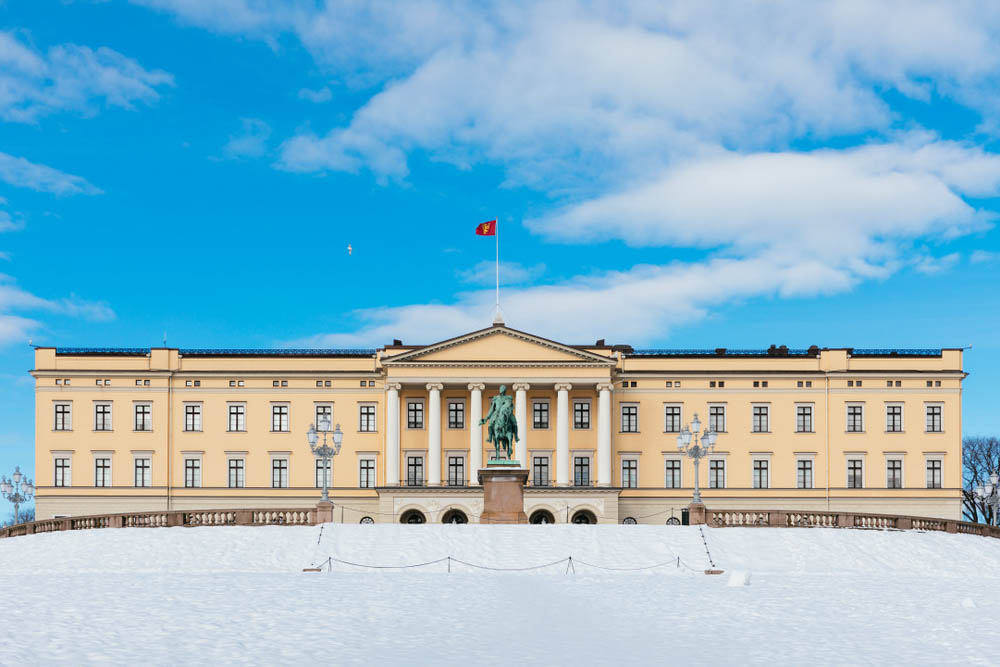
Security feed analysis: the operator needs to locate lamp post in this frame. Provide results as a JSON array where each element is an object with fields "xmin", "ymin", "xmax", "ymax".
[
  {"xmin": 975, "ymin": 470, "xmax": 1000, "ymax": 526},
  {"xmin": 676, "ymin": 413, "xmax": 718, "ymax": 506},
  {"xmin": 307, "ymin": 417, "xmax": 343, "ymax": 504},
  {"xmin": 1, "ymin": 466, "xmax": 34, "ymax": 525}
]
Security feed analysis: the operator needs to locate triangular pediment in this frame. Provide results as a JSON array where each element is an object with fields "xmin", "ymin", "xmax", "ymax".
[{"xmin": 381, "ymin": 326, "xmax": 615, "ymax": 366}]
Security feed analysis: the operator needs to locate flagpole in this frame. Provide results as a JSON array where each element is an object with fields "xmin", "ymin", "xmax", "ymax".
[{"xmin": 495, "ymin": 216, "xmax": 500, "ymax": 315}]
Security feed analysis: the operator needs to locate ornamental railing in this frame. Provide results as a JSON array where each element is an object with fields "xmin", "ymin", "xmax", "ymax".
[{"xmin": 707, "ymin": 509, "xmax": 1000, "ymax": 538}]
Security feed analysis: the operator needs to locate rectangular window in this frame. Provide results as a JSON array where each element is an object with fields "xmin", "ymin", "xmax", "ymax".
[
  {"xmin": 621, "ymin": 459, "xmax": 637, "ymax": 488},
  {"xmin": 54, "ymin": 458, "xmax": 70, "ymax": 487},
  {"xmin": 95, "ymin": 458, "xmax": 111, "ymax": 487},
  {"xmin": 926, "ymin": 460, "xmax": 942, "ymax": 489},
  {"xmin": 752, "ymin": 405, "xmax": 769, "ymax": 433},
  {"xmin": 574, "ymin": 456, "xmax": 591, "ymax": 486},
  {"xmin": 621, "ymin": 404, "xmax": 638, "ymax": 433},
  {"xmin": 846, "ymin": 405, "xmax": 864, "ymax": 432},
  {"xmin": 926, "ymin": 405, "xmax": 942, "ymax": 433},
  {"xmin": 316, "ymin": 405, "xmax": 332, "ymax": 430},
  {"xmin": 797, "ymin": 460, "xmax": 813, "ymax": 489},
  {"xmin": 448, "ymin": 402, "xmax": 465, "ymax": 429},
  {"xmin": 709, "ymin": 405, "xmax": 726, "ymax": 433},
  {"xmin": 847, "ymin": 459, "xmax": 863, "ymax": 489},
  {"xmin": 533, "ymin": 401, "xmax": 549, "ymax": 429},
  {"xmin": 407, "ymin": 401, "xmax": 424, "ymax": 429},
  {"xmin": 573, "ymin": 401, "xmax": 591, "ymax": 429},
  {"xmin": 887, "ymin": 459, "xmax": 903, "ymax": 489},
  {"xmin": 406, "ymin": 456, "xmax": 424, "ymax": 486},
  {"xmin": 664, "ymin": 405, "xmax": 681, "ymax": 433},
  {"xmin": 665, "ymin": 459, "xmax": 681, "ymax": 488},
  {"xmin": 228, "ymin": 459, "xmax": 245, "ymax": 488},
  {"xmin": 134, "ymin": 458, "xmax": 151, "ymax": 487},
  {"xmin": 796, "ymin": 405, "xmax": 813, "ymax": 433},
  {"xmin": 886, "ymin": 405, "xmax": 903, "ymax": 433},
  {"xmin": 54, "ymin": 403, "xmax": 72, "ymax": 431},
  {"xmin": 95, "ymin": 403, "xmax": 112, "ymax": 431},
  {"xmin": 272, "ymin": 405, "xmax": 289, "ymax": 432},
  {"xmin": 185, "ymin": 404, "xmax": 202, "ymax": 432},
  {"xmin": 359, "ymin": 458, "xmax": 376, "ymax": 488},
  {"xmin": 272, "ymin": 459, "xmax": 288, "ymax": 488},
  {"xmin": 228, "ymin": 404, "xmax": 245, "ymax": 432},
  {"xmin": 134, "ymin": 404, "xmax": 152, "ymax": 432},
  {"xmin": 533, "ymin": 456, "xmax": 550, "ymax": 486},
  {"xmin": 447, "ymin": 456, "xmax": 465, "ymax": 486},
  {"xmin": 315, "ymin": 459, "xmax": 331, "ymax": 488},
  {"xmin": 359, "ymin": 404, "xmax": 377, "ymax": 432},
  {"xmin": 185, "ymin": 459, "xmax": 201, "ymax": 488},
  {"xmin": 709, "ymin": 460, "xmax": 725, "ymax": 489},
  {"xmin": 753, "ymin": 460, "xmax": 769, "ymax": 489}
]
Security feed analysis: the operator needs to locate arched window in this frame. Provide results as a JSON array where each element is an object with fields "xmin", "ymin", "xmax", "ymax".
[
  {"xmin": 400, "ymin": 509, "xmax": 426, "ymax": 524},
  {"xmin": 529, "ymin": 509, "xmax": 555, "ymax": 524},
  {"xmin": 441, "ymin": 509, "xmax": 468, "ymax": 524},
  {"xmin": 622, "ymin": 517, "xmax": 637, "ymax": 525},
  {"xmin": 571, "ymin": 510, "xmax": 597, "ymax": 524},
  {"xmin": 359, "ymin": 516, "xmax": 375, "ymax": 524},
  {"xmin": 665, "ymin": 517, "xmax": 681, "ymax": 526}
]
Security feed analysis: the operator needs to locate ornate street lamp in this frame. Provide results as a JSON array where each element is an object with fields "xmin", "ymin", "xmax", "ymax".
[
  {"xmin": 975, "ymin": 470, "xmax": 1000, "ymax": 526},
  {"xmin": 307, "ymin": 417, "xmax": 343, "ymax": 504},
  {"xmin": 1, "ymin": 466, "xmax": 34, "ymax": 525},
  {"xmin": 676, "ymin": 413, "xmax": 718, "ymax": 505}
]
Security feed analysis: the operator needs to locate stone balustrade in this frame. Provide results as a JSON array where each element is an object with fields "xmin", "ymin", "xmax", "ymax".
[{"xmin": 707, "ymin": 508, "xmax": 1000, "ymax": 538}]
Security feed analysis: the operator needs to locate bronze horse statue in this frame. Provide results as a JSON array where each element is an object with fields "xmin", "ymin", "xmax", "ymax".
[{"xmin": 480, "ymin": 384, "xmax": 519, "ymax": 460}]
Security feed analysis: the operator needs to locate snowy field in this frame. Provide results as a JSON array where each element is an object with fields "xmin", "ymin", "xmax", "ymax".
[{"xmin": 2, "ymin": 524, "xmax": 999, "ymax": 665}]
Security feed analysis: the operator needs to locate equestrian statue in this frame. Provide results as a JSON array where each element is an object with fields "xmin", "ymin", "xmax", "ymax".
[{"xmin": 480, "ymin": 384, "xmax": 519, "ymax": 461}]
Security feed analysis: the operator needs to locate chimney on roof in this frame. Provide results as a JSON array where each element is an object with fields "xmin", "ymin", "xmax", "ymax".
[
  {"xmin": 807, "ymin": 345, "xmax": 820, "ymax": 356},
  {"xmin": 595, "ymin": 339, "xmax": 605, "ymax": 346},
  {"xmin": 392, "ymin": 339, "xmax": 402, "ymax": 346}
]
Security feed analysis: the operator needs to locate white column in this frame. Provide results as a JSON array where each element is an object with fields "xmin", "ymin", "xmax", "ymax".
[
  {"xmin": 426, "ymin": 383, "xmax": 443, "ymax": 486},
  {"xmin": 597, "ymin": 382, "xmax": 613, "ymax": 487},
  {"xmin": 555, "ymin": 383, "xmax": 572, "ymax": 486},
  {"xmin": 385, "ymin": 383, "xmax": 401, "ymax": 486},
  {"xmin": 512, "ymin": 383, "xmax": 530, "ymax": 465},
  {"xmin": 468, "ymin": 383, "xmax": 485, "ymax": 484}
]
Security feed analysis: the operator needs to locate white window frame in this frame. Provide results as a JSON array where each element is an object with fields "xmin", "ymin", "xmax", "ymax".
[
  {"xmin": 132, "ymin": 451, "xmax": 152, "ymax": 488},
  {"xmin": 133, "ymin": 401, "xmax": 153, "ymax": 432},
  {"xmin": 707, "ymin": 403, "xmax": 727, "ymax": 433},
  {"xmin": 572, "ymin": 399, "xmax": 592, "ymax": 430},
  {"xmin": 227, "ymin": 402, "xmax": 247, "ymax": 432},
  {"xmin": 708, "ymin": 456, "xmax": 727, "ymax": 489},
  {"xmin": 845, "ymin": 402, "xmax": 865, "ymax": 433},
  {"xmin": 795, "ymin": 454, "xmax": 816, "ymax": 489},
  {"xmin": 447, "ymin": 400, "xmax": 466, "ymax": 430},
  {"xmin": 52, "ymin": 451, "xmax": 73, "ymax": 487},
  {"xmin": 572, "ymin": 451, "xmax": 593, "ymax": 487},
  {"xmin": 357, "ymin": 454, "xmax": 377, "ymax": 488},
  {"xmin": 358, "ymin": 402, "xmax": 377, "ymax": 432},
  {"xmin": 924, "ymin": 402, "xmax": 944, "ymax": 433},
  {"xmin": 270, "ymin": 453, "xmax": 291, "ymax": 489},
  {"xmin": 751, "ymin": 403, "xmax": 770, "ymax": 434},
  {"xmin": 446, "ymin": 451, "xmax": 467, "ymax": 486},
  {"xmin": 315, "ymin": 457, "xmax": 332, "ymax": 488},
  {"xmin": 924, "ymin": 453, "xmax": 944, "ymax": 490},
  {"xmin": 794, "ymin": 402, "xmax": 815, "ymax": 433},
  {"xmin": 532, "ymin": 399, "xmax": 551, "ymax": 430},
  {"xmin": 183, "ymin": 453, "xmax": 204, "ymax": 488},
  {"xmin": 663, "ymin": 403, "xmax": 683, "ymax": 434},
  {"xmin": 226, "ymin": 453, "xmax": 246, "ymax": 489},
  {"xmin": 94, "ymin": 401, "xmax": 113, "ymax": 432},
  {"xmin": 663, "ymin": 455, "xmax": 683, "ymax": 489},
  {"xmin": 93, "ymin": 451, "xmax": 113, "ymax": 488},
  {"xmin": 619, "ymin": 453, "xmax": 639, "ymax": 489},
  {"xmin": 183, "ymin": 402, "xmax": 203, "ymax": 432},
  {"xmin": 751, "ymin": 453, "xmax": 772, "ymax": 489},
  {"xmin": 406, "ymin": 399, "xmax": 425, "ymax": 430},
  {"xmin": 531, "ymin": 451, "xmax": 552, "ymax": 486},
  {"xmin": 885, "ymin": 402, "xmax": 904, "ymax": 434},
  {"xmin": 405, "ymin": 452, "xmax": 426, "ymax": 486},
  {"xmin": 53, "ymin": 401, "xmax": 73, "ymax": 431},
  {"xmin": 271, "ymin": 402, "xmax": 290, "ymax": 433},
  {"xmin": 845, "ymin": 453, "xmax": 866, "ymax": 489},
  {"xmin": 620, "ymin": 402, "xmax": 639, "ymax": 433},
  {"xmin": 315, "ymin": 403, "xmax": 334, "ymax": 431},
  {"xmin": 885, "ymin": 454, "xmax": 905, "ymax": 489}
]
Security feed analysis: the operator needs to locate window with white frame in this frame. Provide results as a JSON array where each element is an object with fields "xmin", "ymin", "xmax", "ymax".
[
  {"xmin": 134, "ymin": 457, "xmax": 151, "ymax": 487},
  {"xmin": 709, "ymin": 459, "xmax": 726, "ymax": 488},
  {"xmin": 846, "ymin": 403, "xmax": 864, "ymax": 432},
  {"xmin": 359, "ymin": 403, "xmax": 377, "ymax": 432},
  {"xmin": 228, "ymin": 458, "xmax": 245, "ymax": 488},
  {"xmin": 574, "ymin": 456, "xmax": 591, "ymax": 486},
  {"xmin": 925, "ymin": 404, "xmax": 943, "ymax": 433},
  {"xmin": 796, "ymin": 458, "xmax": 814, "ymax": 489},
  {"xmin": 664, "ymin": 404, "xmax": 681, "ymax": 433},
  {"xmin": 315, "ymin": 404, "xmax": 332, "ymax": 430},
  {"xmin": 621, "ymin": 458, "xmax": 638, "ymax": 488},
  {"xmin": 752, "ymin": 405, "xmax": 769, "ymax": 433},
  {"xmin": 272, "ymin": 458, "xmax": 289, "ymax": 488},
  {"xmin": 407, "ymin": 400, "xmax": 424, "ymax": 429},
  {"xmin": 448, "ymin": 401, "xmax": 465, "ymax": 429},
  {"xmin": 926, "ymin": 458, "xmax": 943, "ymax": 489},
  {"xmin": 664, "ymin": 458, "xmax": 682, "ymax": 488},
  {"xmin": 621, "ymin": 404, "xmax": 638, "ymax": 433},
  {"xmin": 886, "ymin": 458, "xmax": 903, "ymax": 489},
  {"xmin": 885, "ymin": 404, "xmax": 903, "ymax": 433},
  {"xmin": 272, "ymin": 404, "xmax": 289, "ymax": 432},
  {"xmin": 532, "ymin": 401, "xmax": 549, "ymax": 429},
  {"xmin": 315, "ymin": 459, "xmax": 331, "ymax": 488},
  {"xmin": 532, "ymin": 455, "xmax": 550, "ymax": 486},
  {"xmin": 54, "ymin": 457, "xmax": 71, "ymax": 487},
  {"xmin": 573, "ymin": 400, "xmax": 591, "ymax": 429},
  {"xmin": 753, "ymin": 459, "xmax": 769, "ymax": 489},
  {"xmin": 94, "ymin": 403, "xmax": 112, "ymax": 431},
  {"xmin": 228, "ymin": 403, "xmax": 246, "ymax": 432},
  {"xmin": 359, "ymin": 458, "xmax": 376, "ymax": 488},
  {"xmin": 708, "ymin": 404, "xmax": 726, "ymax": 433},
  {"xmin": 796, "ymin": 404, "xmax": 813, "ymax": 433},
  {"xmin": 184, "ymin": 458, "xmax": 202, "ymax": 488},
  {"xmin": 134, "ymin": 403, "xmax": 152, "ymax": 432},
  {"xmin": 184, "ymin": 403, "xmax": 202, "ymax": 432},
  {"xmin": 406, "ymin": 455, "xmax": 424, "ymax": 486},
  {"xmin": 94, "ymin": 457, "xmax": 111, "ymax": 487},
  {"xmin": 447, "ymin": 455, "xmax": 466, "ymax": 486},
  {"xmin": 847, "ymin": 458, "xmax": 864, "ymax": 488},
  {"xmin": 54, "ymin": 403, "xmax": 72, "ymax": 431}
]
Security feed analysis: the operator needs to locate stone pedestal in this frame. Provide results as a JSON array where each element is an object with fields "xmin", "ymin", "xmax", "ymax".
[
  {"xmin": 478, "ymin": 463, "xmax": 529, "ymax": 524},
  {"xmin": 315, "ymin": 501, "xmax": 334, "ymax": 525},
  {"xmin": 688, "ymin": 502, "xmax": 707, "ymax": 526}
]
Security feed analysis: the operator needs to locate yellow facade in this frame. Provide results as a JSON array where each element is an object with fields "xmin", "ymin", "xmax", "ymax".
[{"xmin": 32, "ymin": 325, "xmax": 965, "ymax": 522}]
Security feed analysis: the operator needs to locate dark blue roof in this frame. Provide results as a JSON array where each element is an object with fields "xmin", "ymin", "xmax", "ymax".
[
  {"xmin": 54, "ymin": 347, "xmax": 376, "ymax": 357},
  {"xmin": 629, "ymin": 348, "xmax": 942, "ymax": 358}
]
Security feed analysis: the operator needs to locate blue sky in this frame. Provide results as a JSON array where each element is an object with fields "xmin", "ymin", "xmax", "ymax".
[{"xmin": 2, "ymin": 1, "xmax": 1000, "ymax": 495}]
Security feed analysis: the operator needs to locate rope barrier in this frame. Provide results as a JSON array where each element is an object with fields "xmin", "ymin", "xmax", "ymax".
[
  {"xmin": 315, "ymin": 552, "xmax": 706, "ymax": 574},
  {"xmin": 698, "ymin": 525, "xmax": 716, "ymax": 569}
]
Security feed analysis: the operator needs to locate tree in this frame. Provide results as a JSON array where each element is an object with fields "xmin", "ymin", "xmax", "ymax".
[
  {"xmin": 3, "ymin": 507, "xmax": 34, "ymax": 527},
  {"xmin": 963, "ymin": 436, "xmax": 999, "ymax": 523}
]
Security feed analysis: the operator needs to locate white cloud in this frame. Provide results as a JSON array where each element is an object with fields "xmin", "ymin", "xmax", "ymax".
[
  {"xmin": 222, "ymin": 118, "xmax": 272, "ymax": 159},
  {"xmin": 913, "ymin": 252, "xmax": 961, "ymax": 275},
  {"xmin": 0, "ymin": 210, "xmax": 23, "ymax": 233},
  {"xmin": 457, "ymin": 261, "xmax": 545, "ymax": 286},
  {"xmin": 298, "ymin": 86, "xmax": 332, "ymax": 103},
  {"xmin": 0, "ymin": 151, "xmax": 101, "ymax": 195},
  {"xmin": 0, "ymin": 252, "xmax": 10, "ymax": 261},
  {"xmin": 970, "ymin": 250, "xmax": 999, "ymax": 264},
  {"xmin": 0, "ymin": 275, "xmax": 115, "ymax": 346},
  {"xmin": 0, "ymin": 30, "xmax": 174, "ymax": 123}
]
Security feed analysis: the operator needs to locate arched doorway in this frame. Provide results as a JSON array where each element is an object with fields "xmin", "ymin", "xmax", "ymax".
[
  {"xmin": 529, "ymin": 509, "xmax": 556, "ymax": 524},
  {"xmin": 571, "ymin": 510, "xmax": 597, "ymax": 524},
  {"xmin": 441, "ymin": 509, "xmax": 468, "ymax": 524},
  {"xmin": 400, "ymin": 509, "xmax": 426, "ymax": 524}
]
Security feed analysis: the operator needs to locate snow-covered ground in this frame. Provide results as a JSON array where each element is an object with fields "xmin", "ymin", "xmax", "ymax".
[{"xmin": 2, "ymin": 524, "xmax": 999, "ymax": 665}]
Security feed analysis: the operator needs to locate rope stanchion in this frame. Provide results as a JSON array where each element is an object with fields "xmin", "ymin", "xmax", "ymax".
[{"xmin": 310, "ymin": 553, "xmax": 705, "ymax": 574}]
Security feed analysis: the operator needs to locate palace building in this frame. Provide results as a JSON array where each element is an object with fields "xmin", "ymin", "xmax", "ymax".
[{"xmin": 31, "ymin": 324, "xmax": 965, "ymax": 523}]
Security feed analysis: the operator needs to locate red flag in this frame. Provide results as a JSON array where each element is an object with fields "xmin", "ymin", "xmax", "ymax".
[{"xmin": 476, "ymin": 219, "xmax": 497, "ymax": 236}]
